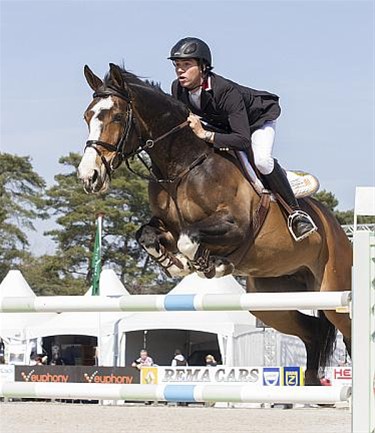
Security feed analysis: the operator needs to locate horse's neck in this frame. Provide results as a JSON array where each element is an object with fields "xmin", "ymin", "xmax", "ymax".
[
  {"xmin": 149, "ymin": 132, "xmax": 209, "ymax": 179},
  {"xmin": 132, "ymin": 90, "xmax": 209, "ymax": 177}
]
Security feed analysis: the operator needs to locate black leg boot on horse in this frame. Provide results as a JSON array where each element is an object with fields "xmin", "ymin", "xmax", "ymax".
[{"xmin": 264, "ymin": 160, "xmax": 317, "ymax": 241}]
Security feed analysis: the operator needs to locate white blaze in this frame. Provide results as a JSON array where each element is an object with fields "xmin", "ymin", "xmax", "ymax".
[
  {"xmin": 87, "ymin": 97, "xmax": 114, "ymax": 140},
  {"xmin": 78, "ymin": 97, "xmax": 114, "ymax": 178}
]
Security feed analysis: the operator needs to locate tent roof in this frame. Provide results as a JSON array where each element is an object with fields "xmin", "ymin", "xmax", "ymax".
[
  {"xmin": 0, "ymin": 270, "xmax": 36, "ymax": 298},
  {"xmin": 117, "ymin": 273, "xmax": 256, "ymax": 337},
  {"xmin": 25, "ymin": 269, "xmax": 131, "ymax": 339},
  {"xmin": 1, "ymin": 270, "xmax": 256, "ymax": 340},
  {"xmin": 84, "ymin": 268, "xmax": 131, "ymax": 297},
  {"xmin": 169, "ymin": 273, "xmax": 246, "ymax": 295},
  {"xmin": 0, "ymin": 271, "xmax": 55, "ymax": 340},
  {"xmin": 1, "ymin": 269, "xmax": 131, "ymax": 340}
]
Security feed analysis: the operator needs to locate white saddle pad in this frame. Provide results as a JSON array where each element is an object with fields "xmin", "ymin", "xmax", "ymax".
[
  {"xmin": 235, "ymin": 151, "xmax": 319, "ymax": 199},
  {"xmin": 249, "ymin": 168, "xmax": 320, "ymax": 199},
  {"xmin": 286, "ymin": 170, "xmax": 320, "ymax": 198}
]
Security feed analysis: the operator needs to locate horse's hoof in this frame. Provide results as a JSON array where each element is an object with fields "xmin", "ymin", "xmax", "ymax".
[
  {"xmin": 211, "ymin": 257, "xmax": 235, "ymax": 277},
  {"xmin": 203, "ymin": 267, "xmax": 216, "ymax": 279}
]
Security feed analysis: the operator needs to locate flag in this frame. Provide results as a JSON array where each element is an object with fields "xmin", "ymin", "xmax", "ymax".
[{"xmin": 91, "ymin": 214, "xmax": 103, "ymax": 296}]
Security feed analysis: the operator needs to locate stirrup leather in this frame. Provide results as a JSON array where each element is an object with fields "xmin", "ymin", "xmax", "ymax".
[{"xmin": 287, "ymin": 210, "xmax": 318, "ymax": 242}]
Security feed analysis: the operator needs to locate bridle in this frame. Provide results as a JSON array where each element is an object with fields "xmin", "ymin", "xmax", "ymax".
[
  {"xmin": 84, "ymin": 83, "xmax": 209, "ymax": 231},
  {"xmin": 84, "ymin": 86, "xmax": 188, "ymax": 181}
]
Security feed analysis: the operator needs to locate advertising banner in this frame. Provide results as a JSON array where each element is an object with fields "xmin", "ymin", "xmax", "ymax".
[
  {"xmin": 0, "ymin": 364, "xmax": 15, "ymax": 383},
  {"xmin": 324, "ymin": 366, "xmax": 352, "ymax": 386},
  {"xmin": 141, "ymin": 366, "xmax": 304, "ymax": 386},
  {"xmin": 14, "ymin": 366, "xmax": 140, "ymax": 384}
]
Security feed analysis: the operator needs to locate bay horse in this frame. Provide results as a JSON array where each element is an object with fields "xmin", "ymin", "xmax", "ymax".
[{"xmin": 77, "ymin": 63, "xmax": 352, "ymax": 385}]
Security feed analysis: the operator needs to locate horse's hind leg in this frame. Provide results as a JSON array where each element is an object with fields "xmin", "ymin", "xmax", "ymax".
[
  {"xmin": 250, "ymin": 309, "xmax": 324, "ymax": 385},
  {"xmin": 308, "ymin": 199, "xmax": 352, "ymax": 356},
  {"xmin": 247, "ymin": 276, "xmax": 336, "ymax": 385},
  {"xmin": 136, "ymin": 217, "xmax": 191, "ymax": 277},
  {"xmin": 319, "ymin": 240, "xmax": 352, "ymax": 359}
]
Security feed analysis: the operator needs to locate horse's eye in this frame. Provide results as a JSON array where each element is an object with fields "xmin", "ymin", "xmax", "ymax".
[{"xmin": 113, "ymin": 113, "xmax": 124, "ymax": 123}]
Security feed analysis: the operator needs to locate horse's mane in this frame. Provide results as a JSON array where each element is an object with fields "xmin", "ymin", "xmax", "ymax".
[{"xmin": 104, "ymin": 64, "xmax": 188, "ymax": 116}]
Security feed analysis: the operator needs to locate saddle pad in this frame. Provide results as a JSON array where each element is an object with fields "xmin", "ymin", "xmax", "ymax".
[{"xmin": 286, "ymin": 170, "xmax": 320, "ymax": 198}]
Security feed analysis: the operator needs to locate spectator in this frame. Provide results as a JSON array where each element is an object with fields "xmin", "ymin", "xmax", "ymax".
[
  {"xmin": 205, "ymin": 354, "xmax": 217, "ymax": 367},
  {"xmin": 171, "ymin": 349, "xmax": 188, "ymax": 367},
  {"xmin": 170, "ymin": 349, "xmax": 188, "ymax": 407},
  {"xmin": 31, "ymin": 355, "xmax": 48, "ymax": 366},
  {"xmin": 132, "ymin": 349, "xmax": 155, "ymax": 406},
  {"xmin": 131, "ymin": 349, "xmax": 154, "ymax": 370},
  {"xmin": 0, "ymin": 338, "xmax": 5, "ymax": 364}
]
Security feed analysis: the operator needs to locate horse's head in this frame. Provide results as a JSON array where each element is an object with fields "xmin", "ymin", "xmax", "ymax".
[{"xmin": 78, "ymin": 64, "xmax": 140, "ymax": 193}]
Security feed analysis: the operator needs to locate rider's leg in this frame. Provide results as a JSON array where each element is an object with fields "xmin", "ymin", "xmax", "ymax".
[{"xmin": 251, "ymin": 121, "xmax": 317, "ymax": 241}]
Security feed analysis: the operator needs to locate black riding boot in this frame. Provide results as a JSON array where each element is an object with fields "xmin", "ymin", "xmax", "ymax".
[{"xmin": 264, "ymin": 160, "xmax": 317, "ymax": 241}]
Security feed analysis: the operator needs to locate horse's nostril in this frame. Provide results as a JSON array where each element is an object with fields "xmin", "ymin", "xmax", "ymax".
[{"xmin": 92, "ymin": 170, "xmax": 98, "ymax": 183}]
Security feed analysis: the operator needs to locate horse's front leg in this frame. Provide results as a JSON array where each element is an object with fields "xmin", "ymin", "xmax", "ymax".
[
  {"xmin": 177, "ymin": 211, "xmax": 243, "ymax": 278},
  {"xmin": 136, "ymin": 217, "xmax": 192, "ymax": 277}
]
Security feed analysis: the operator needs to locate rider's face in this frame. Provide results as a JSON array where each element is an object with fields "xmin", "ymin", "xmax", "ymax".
[{"xmin": 174, "ymin": 59, "xmax": 203, "ymax": 90}]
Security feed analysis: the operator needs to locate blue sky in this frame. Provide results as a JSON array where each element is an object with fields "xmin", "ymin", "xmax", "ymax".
[{"xmin": 1, "ymin": 0, "xmax": 374, "ymax": 253}]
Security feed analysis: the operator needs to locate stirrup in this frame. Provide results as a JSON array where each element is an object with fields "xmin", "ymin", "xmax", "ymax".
[{"xmin": 287, "ymin": 210, "xmax": 318, "ymax": 242}]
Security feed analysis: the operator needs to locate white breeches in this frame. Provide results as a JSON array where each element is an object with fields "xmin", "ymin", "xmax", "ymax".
[{"xmin": 251, "ymin": 120, "xmax": 276, "ymax": 175}]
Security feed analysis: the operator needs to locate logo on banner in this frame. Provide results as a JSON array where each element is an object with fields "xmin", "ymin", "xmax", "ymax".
[
  {"xmin": 83, "ymin": 370, "xmax": 134, "ymax": 384},
  {"xmin": 19, "ymin": 369, "xmax": 69, "ymax": 383},
  {"xmin": 141, "ymin": 367, "xmax": 158, "ymax": 385},
  {"xmin": 283, "ymin": 367, "xmax": 302, "ymax": 386},
  {"xmin": 263, "ymin": 367, "xmax": 281, "ymax": 386},
  {"xmin": 333, "ymin": 367, "xmax": 351, "ymax": 380}
]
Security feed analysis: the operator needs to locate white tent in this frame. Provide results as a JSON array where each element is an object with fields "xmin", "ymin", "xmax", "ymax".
[
  {"xmin": 0, "ymin": 270, "xmax": 56, "ymax": 363},
  {"xmin": 116, "ymin": 273, "xmax": 257, "ymax": 367},
  {"xmin": 0, "ymin": 268, "xmax": 131, "ymax": 366},
  {"xmin": 25, "ymin": 268, "xmax": 131, "ymax": 365}
]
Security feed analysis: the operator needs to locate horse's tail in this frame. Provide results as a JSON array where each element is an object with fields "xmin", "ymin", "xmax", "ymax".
[{"xmin": 318, "ymin": 311, "xmax": 337, "ymax": 369}]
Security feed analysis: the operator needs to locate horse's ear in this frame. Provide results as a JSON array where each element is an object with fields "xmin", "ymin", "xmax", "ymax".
[
  {"xmin": 84, "ymin": 65, "xmax": 103, "ymax": 91},
  {"xmin": 109, "ymin": 63, "xmax": 125, "ymax": 90}
]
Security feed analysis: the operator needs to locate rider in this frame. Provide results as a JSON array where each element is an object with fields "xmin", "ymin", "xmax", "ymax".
[{"xmin": 168, "ymin": 36, "xmax": 317, "ymax": 242}]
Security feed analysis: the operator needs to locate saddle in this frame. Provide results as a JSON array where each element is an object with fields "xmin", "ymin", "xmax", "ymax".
[
  {"xmin": 221, "ymin": 150, "xmax": 320, "ymax": 266},
  {"xmin": 236, "ymin": 150, "xmax": 320, "ymax": 200},
  {"xmin": 200, "ymin": 118, "xmax": 320, "ymax": 199}
]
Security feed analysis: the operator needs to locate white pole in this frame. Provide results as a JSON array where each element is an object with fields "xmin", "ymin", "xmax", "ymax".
[
  {"xmin": 0, "ymin": 291, "xmax": 351, "ymax": 313},
  {"xmin": 352, "ymin": 230, "xmax": 375, "ymax": 433},
  {"xmin": 0, "ymin": 382, "xmax": 351, "ymax": 404}
]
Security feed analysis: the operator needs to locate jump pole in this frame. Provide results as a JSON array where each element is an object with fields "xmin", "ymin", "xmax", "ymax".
[
  {"xmin": 0, "ymin": 291, "xmax": 351, "ymax": 313},
  {"xmin": 0, "ymin": 382, "xmax": 351, "ymax": 404}
]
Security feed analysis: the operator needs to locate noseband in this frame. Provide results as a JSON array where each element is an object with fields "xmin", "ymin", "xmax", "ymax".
[{"xmin": 84, "ymin": 87, "xmax": 188, "ymax": 179}]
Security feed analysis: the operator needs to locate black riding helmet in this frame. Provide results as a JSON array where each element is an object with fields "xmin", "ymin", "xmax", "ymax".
[{"xmin": 168, "ymin": 37, "xmax": 213, "ymax": 70}]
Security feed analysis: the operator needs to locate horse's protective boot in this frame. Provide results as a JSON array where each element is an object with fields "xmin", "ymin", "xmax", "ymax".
[{"xmin": 264, "ymin": 160, "xmax": 317, "ymax": 242}]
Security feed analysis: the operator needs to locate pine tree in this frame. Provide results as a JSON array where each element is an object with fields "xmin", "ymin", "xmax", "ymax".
[
  {"xmin": 0, "ymin": 153, "xmax": 46, "ymax": 280},
  {"xmin": 44, "ymin": 152, "xmax": 173, "ymax": 293}
]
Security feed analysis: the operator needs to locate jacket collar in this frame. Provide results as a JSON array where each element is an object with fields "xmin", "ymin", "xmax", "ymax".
[{"xmin": 180, "ymin": 74, "xmax": 214, "ymax": 112}]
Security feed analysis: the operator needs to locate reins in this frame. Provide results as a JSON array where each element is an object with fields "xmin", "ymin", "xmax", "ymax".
[
  {"xmin": 84, "ymin": 87, "xmax": 190, "ymax": 182},
  {"xmin": 84, "ymin": 82, "xmax": 272, "ymax": 263},
  {"xmin": 84, "ymin": 86, "xmax": 209, "ymax": 230}
]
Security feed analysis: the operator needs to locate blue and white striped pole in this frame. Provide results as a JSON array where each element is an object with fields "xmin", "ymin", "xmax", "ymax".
[
  {"xmin": 0, "ymin": 291, "xmax": 351, "ymax": 313},
  {"xmin": 0, "ymin": 382, "xmax": 351, "ymax": 404}
]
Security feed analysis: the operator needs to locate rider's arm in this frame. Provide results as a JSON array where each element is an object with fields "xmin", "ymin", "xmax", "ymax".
[{"xmin": 212, "ymin": 85, "xmax": 251, "ymax": 151}]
